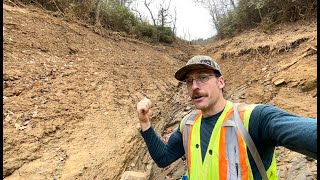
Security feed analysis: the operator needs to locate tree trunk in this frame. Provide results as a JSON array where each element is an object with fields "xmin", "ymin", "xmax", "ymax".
[
  {"xmin": 144, "ymin": 0, "xmax": 157, "ymax": 26},
  {"xmin": 95, "ymin": 0, "xmax": 103, "ymax": 25},
  {"xmin": 229, "ymin": 0, "xmax": 235, "ymax": 9}
]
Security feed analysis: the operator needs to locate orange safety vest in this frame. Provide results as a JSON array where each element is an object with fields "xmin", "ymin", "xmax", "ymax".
[{"xmin": 179, "ymin": 101, "xmax": 277, "ymax": 179}]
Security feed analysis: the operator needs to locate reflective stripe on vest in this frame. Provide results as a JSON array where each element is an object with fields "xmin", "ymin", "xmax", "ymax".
[{"xmin": 179, "ymin": 101, "xmax": 278, "ymax": 179}]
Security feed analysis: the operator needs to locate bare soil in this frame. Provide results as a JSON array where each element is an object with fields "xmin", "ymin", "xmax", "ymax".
[{"xmin": 3, "ymin": 3, "xmax": 317, "ymax": 180}]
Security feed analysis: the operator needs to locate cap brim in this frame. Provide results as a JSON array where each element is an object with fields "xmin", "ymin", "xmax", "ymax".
[{"xmin": 174, "ymin": 64, "xmax": 217, "ymax": 81}]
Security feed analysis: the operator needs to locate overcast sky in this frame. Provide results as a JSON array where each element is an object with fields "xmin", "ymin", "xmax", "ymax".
[
  {"xmin": 133, "ymin": 0, "xmax": 217, "ymax": 41},
  {"xmin": 171, "ymin": 0, "xmax": 217, "ymax": 40}
]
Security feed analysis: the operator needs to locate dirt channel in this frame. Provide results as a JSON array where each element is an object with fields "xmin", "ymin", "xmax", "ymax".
[{"xmin": 3, "ymin": 3, "xmax": 317, "ymax": 180}]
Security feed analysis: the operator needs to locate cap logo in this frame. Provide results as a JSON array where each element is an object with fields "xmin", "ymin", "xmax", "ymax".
[{"xmin": 200, "ymin": 59, "xmax": 213, "ymax": 66}]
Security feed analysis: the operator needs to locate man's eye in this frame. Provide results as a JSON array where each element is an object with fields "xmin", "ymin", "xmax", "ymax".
[
  {"xmin": 186, "ymin": 79, "xmax": 193, "ymax": 84},
  {"xmin": 199, "ymin": 75, "xmax": 208, "ymax": 80}
]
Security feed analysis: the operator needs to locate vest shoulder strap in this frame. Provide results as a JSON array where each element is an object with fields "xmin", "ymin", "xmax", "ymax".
[
  {"xmin": 179, "ymin": 110, "xmax": 199, "ymax": 132},
  {"xmin": 179, "ymin": 110, "xmax": 200, "ymax": 171},
  {"xmin": 231, "ymin": 103, "xmax": 268, "ymax": 180}
]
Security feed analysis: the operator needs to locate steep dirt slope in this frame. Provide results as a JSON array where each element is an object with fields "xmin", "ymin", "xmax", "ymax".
[
  {"xmin": 206, "ymin": 21, "xmax": 317, "ymax": 116},
  {"xmin": 3, "ymin": 2, "xmax": 317, "ymax": 180},
  {"xmin": 3, "ymin": 4, "xmax": 193, "ymax": 179}
]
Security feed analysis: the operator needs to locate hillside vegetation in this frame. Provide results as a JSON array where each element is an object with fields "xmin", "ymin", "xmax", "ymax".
[{"xmin": 6, "ymin": 0, "xmax": 317, "ymax": 42}]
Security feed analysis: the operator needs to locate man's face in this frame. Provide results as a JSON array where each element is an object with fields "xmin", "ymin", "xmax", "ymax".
[{"xmin": 185, "ymin": 69, "xmax": 225, "ymax": 111}]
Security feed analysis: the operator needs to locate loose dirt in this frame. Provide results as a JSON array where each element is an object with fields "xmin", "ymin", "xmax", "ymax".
[{"xmin": 3, "ymin": 3, "xmax": 317, "ymax": 180}]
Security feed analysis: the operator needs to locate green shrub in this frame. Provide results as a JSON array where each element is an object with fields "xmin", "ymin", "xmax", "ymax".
[
  {"xmin": 134, "ymin": 21, "xmax": 156, "ymax": 38},
  {"xmin": 12, "ymin": 0, "xmax": 96, "ymax": 20},
  {"xmin": 11, "ymin": 0, "xmax": 177, "ymax": 44},
  {"xmin": 100, "ymin": 3, "xmax": 137, "ymax": 34},
  {"xmin": 215, "ymin": 0, "xmax": 316, "ymax": 38},
  {"xmin": 132, "ymin": 22, "xmax": 174, "ymax": 44},
  {"xmin": 216, "ymin": 12, "xmax": 237, "ymax": 38},
  {"xmin": 158, "ymin": 26, "xmax": 174, "ymax": 44}
]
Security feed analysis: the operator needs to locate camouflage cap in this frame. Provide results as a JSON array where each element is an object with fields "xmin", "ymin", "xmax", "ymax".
[{"xmin": 174, "ymin": 55, "xmax": 222, "ymax": 81}]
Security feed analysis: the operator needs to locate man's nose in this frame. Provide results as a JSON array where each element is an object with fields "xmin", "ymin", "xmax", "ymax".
[{"xmin": 190, "ymin": 79, "xmax": 200, "ymax": 90}]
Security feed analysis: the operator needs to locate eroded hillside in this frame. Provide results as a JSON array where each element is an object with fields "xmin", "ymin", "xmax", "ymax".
[{"xmin": 3, "ymin": 3, "xmax": 317, "ymax": 180}]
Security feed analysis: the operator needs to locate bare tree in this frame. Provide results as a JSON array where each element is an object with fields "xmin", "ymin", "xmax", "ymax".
[
  {"xmin": 157, "ymin": 0, "xmax": 172, "ymax": 29},
  {"xmin": 118, "ymin": 0, "xmax": 134, "ymax": 7},
  {"xmin": 229, "ymin": 0, "xmax": 236, "ymax": 9},
  {"xmin": 182, "ymin": 28, "xmax": 192, "ymax": 42},
  {"xmin": 139, "ymin": 0, "xmax": 177, "ymax": 41},
  {"xmin": 194, "ymin": 0, "xmax": 221, "ymax": 29},
  {"xmin": 219, "ymin": 0, "xmax": 235, "ymax": 11},
  {"xmin": 131, "ymin": 8, "xmax": 144, "ymax": 21},
  {"xmin": 144, "ymin": 0, "xmax": 157, "ymax": 26},
  {"xmin": 168, "ymin": 5, "xmax": 177, "ymax": 36},
  {"xmin": 95, "ymin": 0, "xmax": 106, "ymax": 25},
  {"xmin": 194, "ymin": 0, "xmax": 236, "ymax": 30}
]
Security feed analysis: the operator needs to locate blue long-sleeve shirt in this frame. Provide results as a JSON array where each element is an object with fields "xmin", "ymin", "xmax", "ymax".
[{"xmin": 141, "ymin": 104, "xmax": 317, "ymax": 179}]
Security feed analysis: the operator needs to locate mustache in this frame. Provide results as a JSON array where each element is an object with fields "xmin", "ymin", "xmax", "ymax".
[{"xmin": 191, "ymin": 91, "xmax": 206, "ymax": 99}]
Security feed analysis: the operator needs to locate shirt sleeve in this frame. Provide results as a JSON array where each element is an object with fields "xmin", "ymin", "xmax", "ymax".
[
  {"xmin": 250, "ymin": 104, "xmax": 317, "ymax": 159},
  {"xmin": 140, "ymin": 126, "xmax": 185, "ymax": 168}
]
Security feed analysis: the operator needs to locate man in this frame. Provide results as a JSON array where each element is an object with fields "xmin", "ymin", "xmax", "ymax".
[{"xmin": 136, "ymin": 55, "xmax": 317, "ymax": 179}]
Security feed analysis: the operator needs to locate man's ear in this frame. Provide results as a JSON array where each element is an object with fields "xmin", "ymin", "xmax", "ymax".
[{"xmin": 218, "ymin": 76, "xmax": 225, "ymax": 89}]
